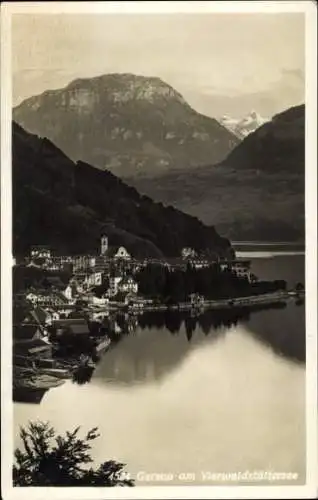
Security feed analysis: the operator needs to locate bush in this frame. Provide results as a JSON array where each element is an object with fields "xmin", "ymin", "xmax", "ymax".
[{"xmin": 13, "ymin": 422, "xmax": 134, "ymax": 486}]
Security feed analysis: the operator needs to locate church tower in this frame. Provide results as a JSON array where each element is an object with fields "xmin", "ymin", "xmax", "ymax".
[{"xmin": 101, "ymin": 235, "xmax": 108, "ymax": 255}]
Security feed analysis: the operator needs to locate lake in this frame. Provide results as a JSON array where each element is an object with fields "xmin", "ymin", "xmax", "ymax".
[{"xmin": 13, "ymin": 254, "xmax": 306, "ymax": 486}]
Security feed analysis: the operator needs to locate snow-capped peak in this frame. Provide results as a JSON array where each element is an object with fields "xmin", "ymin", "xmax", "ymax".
[{"xmin": 219, "ymin": 111, "xmax": 269, "ymax": 139}]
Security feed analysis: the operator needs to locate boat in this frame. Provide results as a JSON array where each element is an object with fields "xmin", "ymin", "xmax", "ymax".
[
  {"xmin": 14, "ymin": 374, "xmax": 65, "ymax": 390},
  {"xmin": 36, "ymin": 368, "xmax": 72, "ymax": 379}
]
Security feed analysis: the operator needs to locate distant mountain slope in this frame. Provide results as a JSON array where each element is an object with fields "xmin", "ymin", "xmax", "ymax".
[
  {"xmin": 219, "ymin": 111, "xmax": 269, "ymax": 139},
  {"xmin": 125, "ymin": 105, "xmax": 305, "ymax": 242},
  {"xmin": 13, "ymin": 73, "xmax": 239, "ymax": 179},
  {"xmin": 12, "ymin": 122, "xmax": 232, "ymax": 258},
  {"xmin": 221, "ymin": 105, "xmax": 304, "ymax": 173}
]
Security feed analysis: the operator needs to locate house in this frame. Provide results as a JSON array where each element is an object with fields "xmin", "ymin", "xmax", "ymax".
[
  {"xmin": 72, "ymin": 255, "xmax": 96, "ymax": 272},
  {"xmin": 90, "ymin": 296, "xmax": 109, "ymax": 307},
  {"xmin": 26, "ymin": 289, "xmax": 70, "ymax": 308},
  {"xmin": 63, "ymin": 284, "xmax": 76, "ymax": 301},
  {"xmin": 72, "ymin": 271, "xmax": 103, "ymax": 290},
  {"xmin": 56, "ymin": 306, "xmax": 74, "ymax": 318},
  {"xmin": 104, "ymin": 246, "xmax": 131, "ymax": 260},
  {"xmin": 108, "ymin": 272, "xmax": 123, "ymax": 296},
  {"xmin": 46, "ymin": 255, "xmax": 74, "ymax": 272},
  {"xmin": 84, "ymin": 271, "xmax": 103, "ymax": 288},
  {"xmin": 29, "ymin": 247, "xmax": 54, "ymax": 269},
  {"xmin": 53, "ymin": 318, "xmax": 90, "ymax": 337},
  {"xmin": 68, "ymin": 323, "xmax": 91, "ymax": 336},
  {"xmin": 100, "ymin": 235, "xmax": 109, "ymax": 255},
  {"xmin": 220, "ymin": 261, "xmax": 231, "ymax": 272},
  {"xmin": 181, "ymin": 247, "xmax": 197, "ymax": 259},
  {"xmin": 44, "ymin": 308, "xmax": 60, "ymax": 324},
  {"xmin": 30, "ymin": 246, "xmax": 51, "ymax": 260},
  {"xmin": 188, "ymin": 258, "xmax": 210, "ymax": 270},
  {"xmin": 89, "ymin": 310, "xmax": 110, "ymax": 322},
  {"xmin": 94, "ymin": 256, "xmax": 111, "ymax": 273},
  {"xmin": 231, "ymin": 260, "xmax": 252, "ymax": 281},
  {"xmin": 26, "ymin": 291, "xmax": 42, "ymax": 305},
  {"xmin": 117, "ymin": 276, "xmax": 138, "ymax": 294}
]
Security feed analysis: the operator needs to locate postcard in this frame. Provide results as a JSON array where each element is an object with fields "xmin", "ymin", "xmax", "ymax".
[{"xmin": 1, "ymin": 1, "xmax": 317, "ymax": 499}]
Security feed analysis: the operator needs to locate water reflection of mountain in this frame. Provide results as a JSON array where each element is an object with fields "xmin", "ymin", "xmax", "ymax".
[
  {"xmin": 72, "ymin": 365, "xmax": 95, "ymax": 385},
  {"xmin": 93, "ymin": 308, "xmax": 254, "ymax": 385},
  {"xmin": 94, "ymin": 303, "xmax": 305, "ymax": 386},
  {"xmin": 13, "ymin": 387, "xmax": 48, "ymax": 404}
]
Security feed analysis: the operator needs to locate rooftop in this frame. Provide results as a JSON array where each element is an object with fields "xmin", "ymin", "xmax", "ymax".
[
  {"xmin": 68, "ymin": 324, "xmax": 90, "ymax": 335},
  {"xmin": 54, "ymin": 318, "xmax": 88, "ymax": 327}
]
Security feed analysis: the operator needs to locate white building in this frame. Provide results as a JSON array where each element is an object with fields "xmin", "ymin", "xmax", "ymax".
[
  {"xmin": 101, "ymin": 235, "xmax": 108, "ymax": 255},
  {"xmin": 63, "ymin": 285, "xmax": 73, "ymax": 301},
  {"xmin": 108, "ymin": 246, "xmax": 131, "ymax": 260},
  {"xmin": 72, "ymin": 255, "xmax": 96, "ymax": 272},
  {"xmin": 118, "ymin": 276, "xmax": 138, "ymax": 294},
  {"xmin": 232, "ymin": 261, "xmax": 252, "ymax": 282},
  {"xmin": 91, "ymin": 296, "xmax": 109, "ymax": 306},
  {"xmin": 108, "ymin": 274, "xmax": 123, "ymax": 296},
  {"xmin": 26, "ymin": 292, "xmax": 40, "ymax": 305},
  {"xmin": 44, "ymin": 309, "xmax": 60, "ymax": 325},
  {"xmin": 189, "ymin": 258, "xmax": 210, "ymax": 270},
  {"xmin": 181, "ymin": 247, "xmax": 197, "ymax": 259},
  {"xmin": 84, "ymin": 272, "xmax": 103, "ymax": 288},
  {"xmin": 30, "ymin": 246, "xmax": 51, "ymax": 259}
]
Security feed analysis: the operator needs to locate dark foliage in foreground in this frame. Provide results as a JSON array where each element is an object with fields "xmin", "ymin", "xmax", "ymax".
[{"xmin": 13, "ymin": 422, "xmax": 134, "ymax": 486}]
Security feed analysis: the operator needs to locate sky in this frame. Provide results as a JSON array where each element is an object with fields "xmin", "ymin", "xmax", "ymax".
[{"xmin": 12, "ymin": 12, "xmax": 305, "ymax": 117}]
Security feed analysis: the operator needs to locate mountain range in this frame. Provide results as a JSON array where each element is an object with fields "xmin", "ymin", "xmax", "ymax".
[
  {"xmin": 12, "ymin": 74, "xmax": 305, "ymax": 242},
  {"xmin": 130, "ymin": 105, "xmax": 305, "ymax": 241},
  {"xmin": 13, "ymin": 73, "xmax": 239, "ymax": 179},
  {"xmin": 12, "ymin": 121, "xmax": 232, "ymax": 259},
  {"xmin": 219, "ymin": 111, "xmax": 269, "ymax": 139}
]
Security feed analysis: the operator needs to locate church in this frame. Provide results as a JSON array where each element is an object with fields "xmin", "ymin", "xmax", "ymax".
[{"xmin": 100, "ymin": 235, "xmax": 131, "ymax": 260}]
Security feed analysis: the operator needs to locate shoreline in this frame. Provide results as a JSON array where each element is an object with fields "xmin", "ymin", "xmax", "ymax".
[{"xmin": 101, "ymin": 289, "xmax": 304, "ymax": 314}]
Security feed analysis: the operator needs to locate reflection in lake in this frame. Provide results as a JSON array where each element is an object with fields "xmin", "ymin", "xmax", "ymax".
[
  {"xmin": 13, "ymin": 387, "xmax": 48, "ymax": 404},
  {"xmin": 92, "ymin": 300, "xmax": 304, "ymax": 389},
  {"xmin": 14, "ymin": 255, "xmax": 306, "ymax": 485},
  {"xmin": 72, "ymin": 365, "xmax": 95, "ymax": 385}
]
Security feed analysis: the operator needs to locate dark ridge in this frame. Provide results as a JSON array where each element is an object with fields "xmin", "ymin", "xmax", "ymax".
[{"xmin": 12, "ymin": 121, "xmax": 232, "ymax": 259}]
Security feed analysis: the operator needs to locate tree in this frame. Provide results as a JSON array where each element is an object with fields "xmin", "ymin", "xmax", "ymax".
[{"xmin": 13, "ymin": 421, "xmax": 134, "ymax": 486}]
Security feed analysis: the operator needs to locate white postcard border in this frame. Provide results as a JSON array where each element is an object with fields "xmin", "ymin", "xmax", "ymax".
[{"xmin": 1, "ymin": 2, "xmax": 317, "ymax": 499}]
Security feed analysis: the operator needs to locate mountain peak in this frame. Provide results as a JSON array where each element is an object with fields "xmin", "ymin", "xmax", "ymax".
[
  {"xmin": 219, "ymin": 110, "xmax": 269, "ymax": 139},
  {"xmin": 63, "ymin": 73, "xmax": 188, "ymax": 107},
  {"xmin": 13, "ymin": 73, "xmax": 239, "ymax": 177}
]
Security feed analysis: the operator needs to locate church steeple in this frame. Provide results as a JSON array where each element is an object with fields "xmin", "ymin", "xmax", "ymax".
[{"xmin": 101, "ymin": 235, "xmax": 108, "ymax": 255}]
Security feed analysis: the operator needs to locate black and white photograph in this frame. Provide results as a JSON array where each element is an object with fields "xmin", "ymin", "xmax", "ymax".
[{"xmin": 1, "ymin": 1, "xmax": 317, "ymax": 499}]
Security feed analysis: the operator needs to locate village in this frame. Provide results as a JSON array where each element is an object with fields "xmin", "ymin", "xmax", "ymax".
[{"xmin": 13, "ymin": 235, "xmax": 303, "ymax": 402}]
